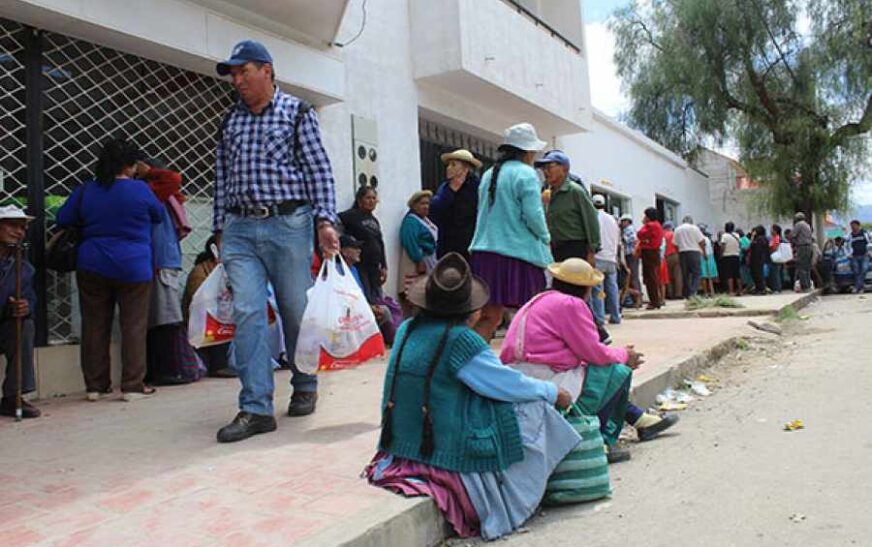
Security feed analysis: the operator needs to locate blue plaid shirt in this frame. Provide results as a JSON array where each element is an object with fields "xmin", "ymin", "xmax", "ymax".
[
  {"xmin": 622, "ymin": 224, "xmax": 637, "ymax": 254},
  {"xmin": 213, "ymin": 88, "xmax": 337, "ymax": 231}
]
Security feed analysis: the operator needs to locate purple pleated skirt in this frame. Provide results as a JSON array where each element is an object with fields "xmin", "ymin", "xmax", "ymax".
[{"xmin": 470, "ymin": 251, "xmax": 545, "ymax": 308}]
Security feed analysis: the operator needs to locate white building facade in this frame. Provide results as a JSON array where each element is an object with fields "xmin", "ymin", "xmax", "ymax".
[{"xmin": 0, "ymin": 0, "xmax": 734, "ymax": 395}]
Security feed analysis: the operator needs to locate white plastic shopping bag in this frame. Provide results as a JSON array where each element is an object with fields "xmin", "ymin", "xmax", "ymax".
[
  {"xmin": 294, "ymin": 255, "xmax": 385, "ymax": 373},
  {"xmin": 187, "ymin": 262, "xmax": 279, "ymax": 348}
]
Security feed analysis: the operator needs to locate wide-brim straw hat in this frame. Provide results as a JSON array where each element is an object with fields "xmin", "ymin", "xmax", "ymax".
[
  {"xmin": 440, "ymin": 149, "xmax": 482, "ymax": 170},
  {"xmin": 407, "ymin": 190, "xmax": 433, "ymax": 209},
  {"xmin": 548, "ymin": 258, "xmax": 604, "ymax": 287},
  {"xmin": 406, "ymin": 253, "xmax": 490, "ymax": 316}
]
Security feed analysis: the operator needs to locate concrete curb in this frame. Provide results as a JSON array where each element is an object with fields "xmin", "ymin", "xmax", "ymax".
[
  {"xmin": 322, "ymin": 292, "xmax": 820, "ymax": 547},
  {"xmin": 623, "ymin": 290, "xmax": 821, "ymax": 321}
]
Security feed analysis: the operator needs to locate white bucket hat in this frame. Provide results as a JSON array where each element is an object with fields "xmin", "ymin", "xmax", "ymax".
[
  {"xmin": 501, "ymin": 123, "xmax": 547, "ymax": 152},
  {"xmin": 0, "ymin": 205, "xmax": 34, "ymax": 221}
]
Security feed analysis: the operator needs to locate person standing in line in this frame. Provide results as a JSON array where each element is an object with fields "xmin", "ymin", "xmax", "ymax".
[
  {"xmin": 620, "ymin": 214, "xmax": 642, "ymax": 307},
  {"xmin": 719, "ymin": 222, "xmax": 743, "ymax": 296},
  {"xmin": 767, "ymin": 224, "xmax": 784, "ymax": 293},
  {"xmin": 398, "ymin": 190, "xmax": 438, "ymax": 316},
  {"xmin": 748, "ymin": 225, "xmax": 770, "ymax": 295},
  {"xmin": 429, "ymin": 149, "xmax": 481, "ymax": 260},
  {"xmin": 137, "ymin": 158, "xmax": 203, "ymax": 385},
  {"xmin": 790, "ymin": 212, "xmax": 814, "ymax": 292},
  {"xmin": 590, "ymin": 194, "xmax": 621, "ymax": 324},
  {"xmin": 637, "ymin": 207, "xmax": 664, "ymax": 309},
  {"xmin": 0, "ymin": 206, "xmax": 40, "ymax": 418},
  {"xmin": 673, "ymin": 215, "xmax": 706, "ymax": 298},
  {"xmin": 57, "ymin": 138, "xmax": 163, "ymax": 402},
  {"xmin": 847, "ymin": 220, "xmax": 870, "ymax": 294},
  {"xmin": 698, "ymin": 225, "xmax": 718, "ymax": 297},
  {"xmin": 340, "ymin": 186, "xmax": 388, "ymax": 302},
  {"xmin": 662, "ymin": 221, "xmax": 682, "ymax": 299},
  {"xmin": 211, "ymin": 40, "xmax": 340, "ymax": 443},
  {"xmin": 536, "ymin": 151, "xmax": 600, "ymax": 264},
  {"xmin": 468, "ymin": 123, "xmax": 552, "ymax": 342}
]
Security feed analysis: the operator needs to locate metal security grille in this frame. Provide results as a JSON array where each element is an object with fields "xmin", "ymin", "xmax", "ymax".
[
  {"xmin": 1, "ymin": 16, "xmax": 235, "ymax": 344},
  {"xmin": 418, "ymin": 118, "xmax": 497, "ymax": 192},
  {"xmin": 38, "ymin": 30, "xmax": 235, "ymax": 343},
  {"xmin": 0, "ymin": 19, "xmax": 26, "ymax": 206}
]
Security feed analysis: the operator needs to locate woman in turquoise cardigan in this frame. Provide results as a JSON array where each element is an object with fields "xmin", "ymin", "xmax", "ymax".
[
  {"xmin": 397, "ymin": 190, "xmax": 437, "ymax": 316},
  {"xmin": 468, "ymin": 123, "xmax": 552, "ymax": 341},
  {"xmin": 365, "ymin": 253, "xmax": 577, "ymax": 540}
]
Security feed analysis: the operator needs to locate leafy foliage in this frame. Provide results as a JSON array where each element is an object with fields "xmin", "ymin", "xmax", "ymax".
[{"xmin": 610, "ymin": 0, "xmax": 872, "ymax": 218}]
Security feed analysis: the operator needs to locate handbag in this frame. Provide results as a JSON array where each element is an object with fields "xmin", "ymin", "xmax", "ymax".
[
  {"xmin": 543, "ymin": 404, "xmax": 611, "ymax": 505},
  {"xmin": 46, "ymin": 185, "xmax": 87, "ymax": 273}
]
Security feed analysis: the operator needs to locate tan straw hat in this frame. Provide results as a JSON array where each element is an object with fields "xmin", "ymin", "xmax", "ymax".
[
  {"xmin": 548, "ymin": 258, "xmax": 604, "ymax": 287},
  {"xmin": 407, "ymin": 190, "xmax": 433, "ymax": 209},
  {"xmin": 440, "ymin": 149, "xmax": 482, "ymax": 170}
]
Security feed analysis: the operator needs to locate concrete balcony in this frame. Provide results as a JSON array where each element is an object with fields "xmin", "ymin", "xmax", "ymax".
[{"xmin": 410, "ymin": 0, "xmax": 592, "ymax": 137}]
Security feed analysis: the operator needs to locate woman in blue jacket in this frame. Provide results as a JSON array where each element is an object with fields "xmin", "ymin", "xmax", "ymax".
[
  {"xmin": 397, "ymin": 190, "xmax": 437, "ymax": 316},
  {"xmin": 56, "ymin": 138, "xmax": 163, "ymax": 402}
]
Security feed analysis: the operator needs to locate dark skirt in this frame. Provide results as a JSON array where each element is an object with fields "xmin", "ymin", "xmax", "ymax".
[
  {"xmin": 470, "ymin": 251, "xmax": 545, "ymax": 308},
  {"xmin": 721, "ymin": 255, "xmax": 741, "ymax": 281}
]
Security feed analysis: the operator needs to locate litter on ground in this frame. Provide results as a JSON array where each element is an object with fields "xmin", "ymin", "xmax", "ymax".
[{"xmin": 784, "ymin": 419, "xmax": 805, "ymax": 431}]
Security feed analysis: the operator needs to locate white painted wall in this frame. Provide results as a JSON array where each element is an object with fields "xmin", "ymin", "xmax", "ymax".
[{"xmin": 558, "ymin": 111, "xmax": 719, "ymax": 227}]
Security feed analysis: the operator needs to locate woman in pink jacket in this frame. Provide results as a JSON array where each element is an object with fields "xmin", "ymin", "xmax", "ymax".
[{"xmin": 500, "ymin": 258, "xmax": 678, "ymax": 462}]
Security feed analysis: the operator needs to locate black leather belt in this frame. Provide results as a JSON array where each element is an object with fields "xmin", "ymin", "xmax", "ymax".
[{"xmin": 228, "ymin": 200, "xmax": 307, "ymax": 219}]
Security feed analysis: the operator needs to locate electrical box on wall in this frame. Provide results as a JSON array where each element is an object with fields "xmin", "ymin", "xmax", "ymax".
[{"xmin": 352, "ymin": 115, "xmax": 378, "ymax": 193}]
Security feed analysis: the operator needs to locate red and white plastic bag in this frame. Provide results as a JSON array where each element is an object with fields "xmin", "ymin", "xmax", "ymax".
[
  {"xmin": 187, "ymin": 262, "xmax": 278, "ymax": 348},
  {"xmin": 294, "ymin": 255, "xmax": 385, "ymax": 372}
]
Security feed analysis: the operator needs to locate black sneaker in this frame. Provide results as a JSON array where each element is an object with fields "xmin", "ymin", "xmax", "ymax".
[
  {"xmin": 636, "ymin": 413, "xmax": 680, "ymax": 442},
  {"xmin": 287, "ymin": 392, "xmax": 318, "ymax": 417},
  {"xmin": 216, "ymin": 411, "xmax": 277, "ymax": 443},
  {"xmin": 597, "ymin": 323, "xmax": 612, "ymax": 345}
]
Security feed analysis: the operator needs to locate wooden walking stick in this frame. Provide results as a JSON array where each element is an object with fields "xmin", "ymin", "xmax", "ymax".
[{"xmin": 14, "ymin": 242, "xmax": 23, "ymax": 422}]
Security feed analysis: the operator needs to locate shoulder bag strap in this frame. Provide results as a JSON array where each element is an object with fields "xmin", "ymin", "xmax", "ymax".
[{"xmin": 514, "ymin": 292, "xmax": 549, "ymax": 360}]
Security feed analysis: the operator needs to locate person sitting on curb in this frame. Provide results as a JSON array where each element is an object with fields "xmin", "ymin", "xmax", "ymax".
[
  {"xmin": 0, "ymin": 205, "xmax": 40, "ymax": 419},
  {"xmin": 341, "ymin": 234, "xmax": 396, "ymax": 346},
  {"xmin": 500, "ymin": 258, "xmax": 678, "ymax": 463},
  {"xmin": 365, "ymin": 253, "xmax": 579, "ymax": 540}
]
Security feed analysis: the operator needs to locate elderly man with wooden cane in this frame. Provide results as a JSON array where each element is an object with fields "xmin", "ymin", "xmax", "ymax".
[{"xmin": 0, "ymin": 205, "xmax": 40, "ymax": 419}]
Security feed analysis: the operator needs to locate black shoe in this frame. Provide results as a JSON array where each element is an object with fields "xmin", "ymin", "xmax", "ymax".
[
  {"xmin": 606, "ymin": 444, "xmax": 631, "ymax": 464},
  {"xmin": 0, "ymin": 397, "xmax": 41, "ymax": 419},
  {"xmin": 216, "ymin": 411, "xmax": 276, "ymax": 443},
  {"xmin": 210, "ymin": 367, "xmax": 238, "ymax": 379},
  {"xmin": 287, "ymin": 392, "xmax": 318, "ymax": 417},
  {"xmin": 636, "ymin": 413, "xmax": 680, "ymax": 442},
  {"xmin": 597, "ymin": 323, "xmax": 612, "ymax": 345}
]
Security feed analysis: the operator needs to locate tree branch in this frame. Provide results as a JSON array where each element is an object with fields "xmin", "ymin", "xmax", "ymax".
[
  {"xmin": 629, "ymin": 17, "xmax": 664, "ymax": 52},
  {"xmin": 752, "ymin": 0, "xmax": 799, "ymax": 85},
  {"xmin": 831, "ymin": 93, "xmax": 872, "ymax": 147}
]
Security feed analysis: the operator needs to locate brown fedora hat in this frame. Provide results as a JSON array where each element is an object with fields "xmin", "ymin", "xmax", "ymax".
[{"xmin": 406, "ymin": 253, "xmax": 490, "ymax": 316}]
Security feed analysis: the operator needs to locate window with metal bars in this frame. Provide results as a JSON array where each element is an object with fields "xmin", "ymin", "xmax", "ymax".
[{"xmin": 1, "ymin": 17, "xmax": 236, "ymax": 344}]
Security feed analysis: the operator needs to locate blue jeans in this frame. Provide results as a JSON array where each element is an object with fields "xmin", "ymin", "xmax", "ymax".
[
  {"xmin": 591, "ymin": 260, "xmax": 621, "ymax": 324},
  {"xmin": 222, "ymin": 207, "xmax": 316, "ymax": 415},
  {"xmin": 850, "ymin": 255, "xmax": 868, "ymax": 292}
]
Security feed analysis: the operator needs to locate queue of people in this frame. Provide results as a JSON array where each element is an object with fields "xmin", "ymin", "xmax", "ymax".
[{"xmin": 6, "ymin": 36, "xmax": 865, "ymax": 544}]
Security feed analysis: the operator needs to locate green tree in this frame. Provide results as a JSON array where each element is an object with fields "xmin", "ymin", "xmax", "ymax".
[{"xmin": 610, "ymin": 0, "xmax": 871, "ymax": 221}]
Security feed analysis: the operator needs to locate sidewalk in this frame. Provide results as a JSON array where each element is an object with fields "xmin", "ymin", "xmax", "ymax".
[{"xmin": 0, "ymin": 292, "xmax": 816, "ymax": 547}]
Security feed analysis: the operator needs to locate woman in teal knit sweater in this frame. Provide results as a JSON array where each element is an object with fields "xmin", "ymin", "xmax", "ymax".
[
  {"xmin": 468, "ymin": 123, "xmax": 553, "ymax": 341},
  {"xmin": 366, "ymin": 253, "xmax": 577, "ymax": 540}
]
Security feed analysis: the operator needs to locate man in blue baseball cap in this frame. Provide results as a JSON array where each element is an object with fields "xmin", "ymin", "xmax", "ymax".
[
  {"xmin": 534, "ymin": 150, "xmax": 600, "ymax": 265},
  {"xmin": 212, "ymin": 39, "xmax": 340, "ymax": 443}
]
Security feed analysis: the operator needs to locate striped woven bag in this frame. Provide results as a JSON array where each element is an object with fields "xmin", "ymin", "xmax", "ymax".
[{"xmin": 543, "ymin": 404, "xmax": 611, "ymax": 505}]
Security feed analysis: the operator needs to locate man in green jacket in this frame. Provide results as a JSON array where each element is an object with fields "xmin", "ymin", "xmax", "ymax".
[{"xmin": 537, "ymin": 150, "xmax": 601, "ymax": 265}]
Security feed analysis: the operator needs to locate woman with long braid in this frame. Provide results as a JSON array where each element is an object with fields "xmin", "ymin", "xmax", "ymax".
[
  {"xmin": 365, "ymin": 253, "xmax": 576, "ymax": 540},
  {"xmin": 467, "ymin": 123, "xmax": 552, "ymax": 341}
]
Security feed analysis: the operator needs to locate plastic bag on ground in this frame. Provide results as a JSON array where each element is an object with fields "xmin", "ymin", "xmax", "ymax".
[{"xmin": 294, "ymin": 255, "xmax": 385, "ymax": 373}]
